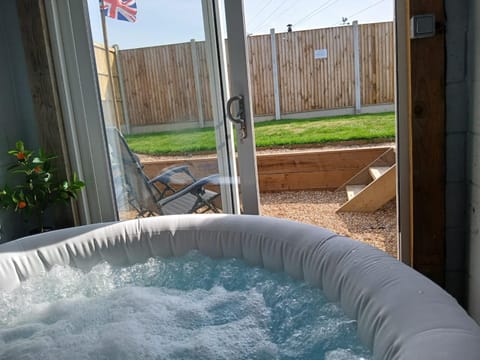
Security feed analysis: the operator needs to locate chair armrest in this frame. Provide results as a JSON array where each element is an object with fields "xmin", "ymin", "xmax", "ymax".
[
  {"xmin": 149, "ymin": 165, "xmax": 195, "ymax": 186},
  {"xmin": 159, "ymin": 174, "xmax": 221, "ymax": 205}
]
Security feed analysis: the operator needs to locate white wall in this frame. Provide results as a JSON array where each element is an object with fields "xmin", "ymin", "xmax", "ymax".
[{"xmin": 467, "ymin": 0, "xmax": 480, "ymax": 321}]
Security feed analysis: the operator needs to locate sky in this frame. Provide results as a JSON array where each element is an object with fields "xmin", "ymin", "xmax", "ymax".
[{"xmin": 87, "ymin": 0, "xmax": 394, "ymax": 49}]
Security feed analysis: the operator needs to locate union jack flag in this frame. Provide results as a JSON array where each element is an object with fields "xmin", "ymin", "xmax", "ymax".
[{"xmin": 100, "ymin": 0, "xmax": 137, "ymax": 23}]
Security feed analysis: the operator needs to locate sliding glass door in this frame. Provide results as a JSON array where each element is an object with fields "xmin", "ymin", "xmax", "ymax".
[{"xmin": 85, "ymin": 0, "xmax": 259, "ymax": 219}]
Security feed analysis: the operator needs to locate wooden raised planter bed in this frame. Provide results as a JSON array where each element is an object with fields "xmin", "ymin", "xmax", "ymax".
[{"xmin": 142, "ymin": 146, "xmax": 393, "ymax": 193}]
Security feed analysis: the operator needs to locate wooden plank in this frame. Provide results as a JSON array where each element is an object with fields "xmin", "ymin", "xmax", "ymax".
[
  {"xmin": 259, "ymin": 148, "xmax": 390, "ymax": 173},
  {"xmin": 145, "ymin": 161, "xmax": 358, "ymax": 192},
  {"xmin": 142, "ymin": 147, "xmax": 391, "ymax": 192},
  {"xmin": 258, "ymin": 170, "xmax": 358, "ymax": 191},
  {"xmin": 346, "ymin": 185, "xmax": 366, "ymax": 200},
  {"xmin": 337, "ymin": 147, "xmax": 396, "ymax": 189},
  {"xmin": 369, "ymin": 166, "xmax": 390, "ymax": 180},
  {"xmin": 337, "ymin": 164, "xmax": 396, "ymax": 212},
  {"xmin": 409, "ymin": 0, "xmax": 446, "ymax": 286}
]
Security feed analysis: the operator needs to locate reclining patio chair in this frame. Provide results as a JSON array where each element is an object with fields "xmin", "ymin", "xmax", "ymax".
[{"xmin": 107, "ymin": 127, "xmax": 221, "ymax": 217}]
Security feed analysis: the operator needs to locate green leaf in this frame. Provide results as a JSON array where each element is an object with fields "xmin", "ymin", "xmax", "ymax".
[
  {"xmin": 10, "ymin": 168, "xmax": 29, "ymax": 174},
  {"xmin": 15, "ymin": 141, "xmax": 25, "ymax": 152}
]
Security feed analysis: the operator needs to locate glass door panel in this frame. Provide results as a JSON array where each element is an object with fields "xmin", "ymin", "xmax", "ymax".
[{"xmin": 87, "ymin": 0, "xmax": 256, "ymax": 219}]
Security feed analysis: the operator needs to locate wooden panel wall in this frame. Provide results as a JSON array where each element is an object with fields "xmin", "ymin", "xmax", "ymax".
[
  {"xmin": 409, "ymin": 1, "xmax": 446, "ymax": 286},
  {"xmin": 115, "ymin": 22, "xmax": 394, "ymax": 128}
]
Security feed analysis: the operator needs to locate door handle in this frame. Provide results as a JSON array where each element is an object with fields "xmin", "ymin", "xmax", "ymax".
[{"xmin": 226, "ymin": 95, "xmax": 247, "ymax": 140}]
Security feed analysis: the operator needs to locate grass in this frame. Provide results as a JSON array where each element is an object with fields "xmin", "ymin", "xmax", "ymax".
[{"xmin": 125, "ymin": 112, "xmax": 395, "ymax": 155}]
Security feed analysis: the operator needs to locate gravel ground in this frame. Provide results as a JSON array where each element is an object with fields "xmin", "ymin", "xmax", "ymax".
[{"xmin": 260, "ymin": 190, "xmax": 397, "ymax": 258}]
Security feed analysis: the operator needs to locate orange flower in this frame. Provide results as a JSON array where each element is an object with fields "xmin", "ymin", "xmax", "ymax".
[
  {"xmin": 16, "ymin": 152, "xmax": 25, "ymax": 160},
  {"xmin": 18, "ymin": 201, "xmax": 27, "ymax": 209},
  {"xmin": 34, "ymin": 166, "xmax": 42, "ymax": 173}
]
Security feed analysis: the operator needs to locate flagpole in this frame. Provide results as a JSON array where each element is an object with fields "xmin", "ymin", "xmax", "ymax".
[{"xmin": 99, "ymin": 0, "xmax": 122, "ymax": 131}]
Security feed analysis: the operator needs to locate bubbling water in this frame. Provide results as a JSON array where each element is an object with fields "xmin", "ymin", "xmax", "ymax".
[{"xmin": 0, "ymin": 251, "xmax": 371, "ymax": 359}]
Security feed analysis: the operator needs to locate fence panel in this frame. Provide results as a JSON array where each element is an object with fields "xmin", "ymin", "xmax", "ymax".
[
  {"xmin": 248, "ymin": 34, "xmax": 275, "ymax": 116},
  {"xmin": 360, "ymin": 22, "xmax": 395, "ymax": 105},
  {"xmin": 101, "ymin": 22, "xmax": 395, "ymax": 129},
  {"xmin": 274, "ymin": 27, "xmax": 355, "ymax": 114},
  {"xmin": 119, "ymin": 42, "xmax": 204, "ymax": 126},
  {"xmin": 194, "ymin": 41, "xmax": 214, "ymax": 121}
]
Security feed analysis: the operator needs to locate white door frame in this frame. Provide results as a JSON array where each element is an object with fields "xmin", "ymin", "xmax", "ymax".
[
  {"xmin": 202, "ymin": 0, "xmax": 241, "ymax": 214},
  {"xmin": 44, "ymin": 0, "xmax": 117, "ymax": 224},
  {"xmin": 394, "ymin": 0, "xmax": 412, "ymax": 264},
  {"xmin": 223, "ymin": 0, "xmax": 261, "ymax": 215}
]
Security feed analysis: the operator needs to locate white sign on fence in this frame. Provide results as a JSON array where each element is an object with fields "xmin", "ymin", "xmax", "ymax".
[{"xmin": 314, "ymin": 48, "xmax": 328, "ymax": 59}]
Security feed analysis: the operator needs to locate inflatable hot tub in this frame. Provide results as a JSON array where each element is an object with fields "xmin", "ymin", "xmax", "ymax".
[{"xmin": 0, "ymin": 214, "xmax": 479, "ymax": 359}]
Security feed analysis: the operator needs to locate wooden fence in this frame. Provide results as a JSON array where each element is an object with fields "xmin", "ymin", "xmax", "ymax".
[
  {"xmin": 93, "ymin": 43, "xmax": 126, "ymax": 127},
  {"xmin": 96, "ymin": 22, "xmax": 394, "ymax": 130},
  {"xmin": 118, "ymin": 40, "xmax": 213, "ymax": 127},
  {"xmin": 248, "ymin": 22, "xmax": 394, "ymax": 116},
  {"xmin": 359, "ymin": 22, "xmax": 395, "ymax": 106}
]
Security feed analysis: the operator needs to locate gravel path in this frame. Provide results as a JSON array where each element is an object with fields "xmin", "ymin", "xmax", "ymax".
[{"xmin": 260, "ymin": 190, "xmax": 397, "ymax": 258}]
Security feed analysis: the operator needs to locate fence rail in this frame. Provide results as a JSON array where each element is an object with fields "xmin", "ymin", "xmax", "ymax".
[{"xmin": 96, "ymin": 22, "xmax": 394, "ymax": 130}]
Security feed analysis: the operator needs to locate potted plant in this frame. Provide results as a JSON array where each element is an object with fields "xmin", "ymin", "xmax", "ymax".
[{"xmin": 0, "ymin": 140, "xmax": 85, "ymax": 233}]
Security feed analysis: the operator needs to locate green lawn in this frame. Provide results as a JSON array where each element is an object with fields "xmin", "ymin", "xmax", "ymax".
[{"xmin": 125, "ymin": 112, "xmax": 395, "ymax": 155}]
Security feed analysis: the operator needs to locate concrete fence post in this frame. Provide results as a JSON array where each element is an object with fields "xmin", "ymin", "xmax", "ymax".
[
  {"xmin": 190, "ymin": 39, "xmax": 205, "ymax": 128},
  {"xmin": 270, "ymin": 28, "xmax": 281, "ymax": 120},
  {"xmin": 353, "ymin": 21, "xmax": 362, "ymax": 114}
]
